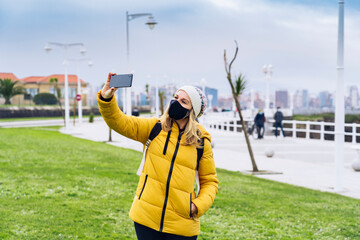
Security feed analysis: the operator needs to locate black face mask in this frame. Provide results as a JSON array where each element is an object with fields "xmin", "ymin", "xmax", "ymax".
[{"xmin": 168, "ymin": 99, "xmax": 190, "ymax": 120}]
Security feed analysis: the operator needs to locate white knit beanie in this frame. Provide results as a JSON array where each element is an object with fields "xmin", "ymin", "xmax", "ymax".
[{"xmin": 177, "ymin": 86, "xmax": 207, "ymax": 118}]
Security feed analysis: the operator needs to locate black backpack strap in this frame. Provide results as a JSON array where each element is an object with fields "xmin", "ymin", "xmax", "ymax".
[
  {"xmin": 196, "ymin": 138, "xmax": 205, "ymax": 171},
  {"xmin": 146, "ymin": 121, "xmax": 162, "ymax": 147}
]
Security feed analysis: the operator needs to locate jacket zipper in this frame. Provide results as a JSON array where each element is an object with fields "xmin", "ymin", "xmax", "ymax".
[
  {"xmin": 189, "ymin": 193, "xmax": 193, "ymax": 219},
  {"xmin": 138, "ymin": 174, "xmax": 148, "ymax": 200},
  {"xmin": 159, "ymin": 130, "xmax": 183, "ymax": 232},
  {"xmin": 163, "ymin": 130, "xmax": 171, "ymax": 155}
]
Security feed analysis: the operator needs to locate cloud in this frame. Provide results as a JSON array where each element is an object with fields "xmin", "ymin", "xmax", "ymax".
[
  {"xmin": 201, "ymin": 0, "xmax": 360, "ymax": 93},
  {"xmin": 1, "ymin": 0, "xmax": 360, "ymax": 97}
]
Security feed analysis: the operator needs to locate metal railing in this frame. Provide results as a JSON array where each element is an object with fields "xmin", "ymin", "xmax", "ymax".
[{"xmin": 201, "ymin": 113, "xmax": 360, "ymax": 144}]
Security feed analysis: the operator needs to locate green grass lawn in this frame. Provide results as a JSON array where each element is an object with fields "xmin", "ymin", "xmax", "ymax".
[{"xmin": 0, "ymin": 128, "xmax": 359, "ymax": 239}]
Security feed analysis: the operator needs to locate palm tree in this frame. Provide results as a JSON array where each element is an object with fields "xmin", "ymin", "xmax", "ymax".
[
  {"xmin": 49, "ymin": 77, "xmax": 65, "ymax": 125},
  {"xmin": 224, "ymin": 41, "xmax": 259, "ymax": 172},
  {"xmin": 0, "ymin": 78, "xmax": 24, "ymax": 105},
  {"xmin": 145, "ymin": 83, "xmax": 150, "ymax": 102}
]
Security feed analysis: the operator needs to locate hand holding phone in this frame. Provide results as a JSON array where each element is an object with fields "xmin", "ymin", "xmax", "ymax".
[
  {"xmin": 101, "ymin": 73, "xmax": 134, "ymax": 99},
  {"xmin": 101, "ymin": 73, "xmax": 117, "ymax": 99},
  {"xmin": 110, "ymin": 74, "xmax": 133, "ymax": 88}
]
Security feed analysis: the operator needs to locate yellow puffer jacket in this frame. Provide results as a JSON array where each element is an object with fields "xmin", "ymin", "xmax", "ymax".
[{"xmin": 97, "ymin": 90, "xmax": 218, "ymax": 237}]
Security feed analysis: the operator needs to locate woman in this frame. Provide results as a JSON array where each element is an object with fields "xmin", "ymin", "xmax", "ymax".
[{"xmin": 97, "ymin": 73, "xmax": 218, "ymax": 239}]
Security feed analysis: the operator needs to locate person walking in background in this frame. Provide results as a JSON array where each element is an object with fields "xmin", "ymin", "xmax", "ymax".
[
  {"xmin": 254, "ymin": 109, "xmax": 266, "ymax": 139},
  {"xmin": 274, "ymin": 107, "xmax": 285, "ymax": 138},
  {"xmin": 97, "ymin": 73, "xmax": 218, "ymax": 240}
]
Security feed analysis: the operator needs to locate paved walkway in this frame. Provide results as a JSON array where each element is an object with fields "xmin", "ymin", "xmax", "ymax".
[{"xmin": 55, "ymin": 119, "xmax": 358, "ymax": 200}]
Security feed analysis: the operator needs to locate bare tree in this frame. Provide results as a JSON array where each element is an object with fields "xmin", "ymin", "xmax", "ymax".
[
  {"xmin": 224, "ymin": 41, "xmax": 259, "ymax": 172},
  {"xmin": 108, "ymin": 127, "xmax": 112, "ymax": 142}
]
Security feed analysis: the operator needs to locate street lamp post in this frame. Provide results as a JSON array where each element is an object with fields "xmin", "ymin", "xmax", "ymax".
[
  {"xmin": 335, "ymin": 0, "xmax": 345, "ymax": 192},
  {"xmin": 201, "ymin": 78, "xmax": 206, "ymax": 97},
  {"xmin": 201, "ymin": 78, "xmax": 207, "ymax": 121},
  {"xmin": 45, "ymin": 42, "xmax": 86, "ymax": 128},
  {"xmin": 155, "ymin": 78, "xmax": 159, "ymax": 117},
  {"xmin": 125, "ymin": 11, "xmax": 157, "ymax": 115},
  {"xmin": 68, "ymin": 58, "xmax": 93, "ymax": 124},
  {"xmin": 250, "ymin": 89, "xmax": 255, "ymax": 110},
  {"xmin": 262, "ymin": 64, "xmax": 273, "ymax": 111}
]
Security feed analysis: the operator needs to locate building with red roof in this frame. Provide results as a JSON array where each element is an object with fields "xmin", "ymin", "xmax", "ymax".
[
  {"xmin": 0, "ymin": 72, "xmax": 88, "ymax": 105},
  {"xmin": 0, "ymin": 73, "xmax": 19, "ymax": 81}
]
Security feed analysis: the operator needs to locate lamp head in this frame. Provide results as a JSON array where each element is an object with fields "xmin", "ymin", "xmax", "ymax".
[
  {"xmin": 146, "ymin": 16, "xmax": 157, "ymax": 30},
  {"xmin": 201, "ymin": 78, "xmax": 206, "ymax": 85},
  {"xmin": 80, "ymin": 45, "xmax": 86, "ymax": 55},
  {"xmin": 44, "ymin": 43, "xmax": 52, "ymax": 53},
  {"xmin": 262, "ymin": 65, "xmax": 268, "ymax": 74},
  {"xmin": 88, "ymin": 60, "xmax": 93, "ymax": 67},
  {"xmin": 268, "ymin": 64, "xmax": 273, "ymax": 74}
]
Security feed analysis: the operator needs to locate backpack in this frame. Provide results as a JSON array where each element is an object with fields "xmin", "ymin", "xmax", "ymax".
[{"xmin": 136, "ymin": 122, "xmax": 204, "ymax": 196}]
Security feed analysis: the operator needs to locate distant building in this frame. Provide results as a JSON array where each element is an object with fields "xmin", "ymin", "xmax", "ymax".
[
  {"xmin": 0, "ymin": 72, "xmax": 88, "ymax": 106},
  {"xmin": 239, "ymin": 93, "xmax": 251, "ymax": 110},
  {"xmin": 0, "ymin": 73, "xmax": 18, "ymax": 81},
  {"xmin": 218, "ymin": 97, "xmax": 233, "ymax": 110},
  {"xmin": 349, "ymin": 85, "xmax": 359, "ymax": 108},
  {"xmin": 275, "ymin": 90, "xmax": 289, "ymax": 108},
  {"xmin": 149, "ymin": 83, "xmax": 177, "ymax": 111},
  {"xmin": 293, "ymin": 90, "xmax": 303, "ymax": 109},
  {"xmin": 204, "ymin": 86, "xmax": 218, "ymax": 108},
  {"xmin": 302, "ymin": 89, "xmax": 309, "ymax": 108},
  {"xmin": 116, "ymin": 89, "xmax": 124, "ymax": 108},
  {"xmin": 139, "ymin": 92, "xmax": 149, "ymax": 106},
  {"xmin": 318, "ymin": 91, "xmax": 331, "ymax": 108},
  {"xmin": 254, "ymin": 92, "xmax": 264, "ymax": 109}
]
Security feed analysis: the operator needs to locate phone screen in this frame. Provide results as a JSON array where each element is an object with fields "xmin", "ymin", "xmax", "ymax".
[{"xmin": 110, "ymin": 74, "xmax": 133, "ymax": 88}]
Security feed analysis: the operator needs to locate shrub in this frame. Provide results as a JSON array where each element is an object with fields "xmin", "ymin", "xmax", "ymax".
[
  {"xmin": 33, "ymin": 93, "xmax": 58, "ymax": 105},
  {"xmin": 89, "ymin": 112, "xmax": 94, "ymax": 123}
]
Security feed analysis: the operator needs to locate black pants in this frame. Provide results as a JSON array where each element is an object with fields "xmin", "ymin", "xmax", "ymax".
[
  {"xmin": 275, "ymin": 122, "xmax": 285, "ymax": 137},
  {"xmin": 256, "ymin": 124, "xmax": 264, "ymax": 139},
  {"xmin": 134, "ymin": 222, "xmax": 198, "ymax": 240}
]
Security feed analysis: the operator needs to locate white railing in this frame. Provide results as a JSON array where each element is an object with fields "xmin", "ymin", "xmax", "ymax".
[{"xmin": 201, "ymin": 114, "xmax": 360, "ymax": 144}]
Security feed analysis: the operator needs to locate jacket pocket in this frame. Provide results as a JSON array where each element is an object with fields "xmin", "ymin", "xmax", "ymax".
[{"xmin": 138, "ymin": 174, "xmax": 148, "ymax": 200}]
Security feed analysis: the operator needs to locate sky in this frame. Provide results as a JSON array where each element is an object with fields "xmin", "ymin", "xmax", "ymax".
[{"xmin": 1, "ymin": 0, "xmax": 360, "ymax": 97}]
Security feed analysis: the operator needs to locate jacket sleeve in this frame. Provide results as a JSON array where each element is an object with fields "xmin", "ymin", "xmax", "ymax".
[
  {"xmin": 96, "ymin": 90, "xmax": 158, "ymax": 144},
  {"xmin": 192, "ymin": 137, "xmax": 219, "ymax": 217}
]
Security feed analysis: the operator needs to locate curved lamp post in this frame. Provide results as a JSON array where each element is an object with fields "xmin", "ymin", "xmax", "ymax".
[
  {"xmin": 125, "ymin": 11, "xmax": 157, "ymax": 115},
  {"xmin": 45, "ymin": 42, "xmax": 86, "ymax": 128}
]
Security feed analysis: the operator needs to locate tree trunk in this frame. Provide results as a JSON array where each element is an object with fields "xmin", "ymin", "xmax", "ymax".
[
  {"xmin": 5, "ymin": 98, "xmax": 11, "ymax": 105},
  {"xmin": 58, "ymin": 100, "xmax": 65, "ymax": 126},
  {"xmin": 108, "ymin": 127, "xmax": 112, "ymax": 142},
  {"xmin": 234, "ymin": 95, "xmax": 259, "ymax": 172},
  {"xmin": 73, "ymin": 97, "xmax": 76, "ymax": 126},
  {"xmin": 227, "ymin": 74, "xmax": 259, "ymax": 172}
]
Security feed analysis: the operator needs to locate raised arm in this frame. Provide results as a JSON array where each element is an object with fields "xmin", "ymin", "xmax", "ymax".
[{"xmin": 97, "ymin": 73, "xmax": 158, "ymax": 144}]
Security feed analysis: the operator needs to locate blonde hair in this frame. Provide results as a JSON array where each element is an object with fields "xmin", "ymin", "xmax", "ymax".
[{"xmin": 159, "ymin": 105, "xmax": 203, "ymax": 147}]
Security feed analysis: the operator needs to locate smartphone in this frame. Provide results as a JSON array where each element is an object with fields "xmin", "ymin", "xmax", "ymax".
[{"xmin": 110, "ymin": 74, "xmax": 133, "ymax": 88}]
